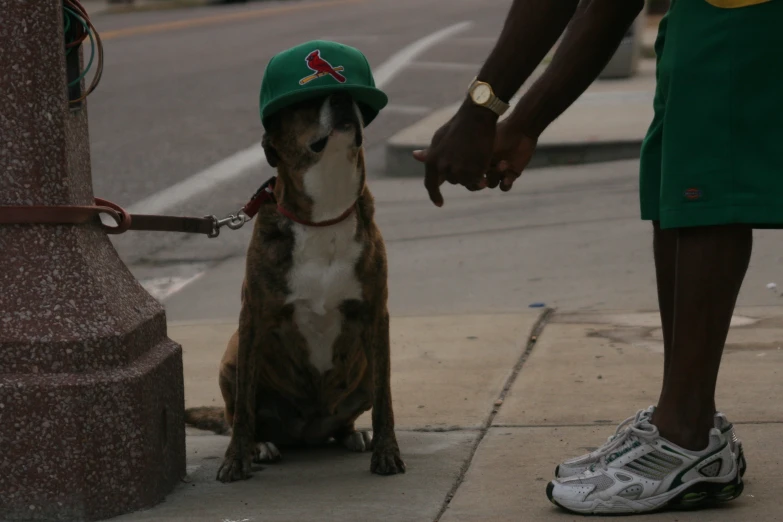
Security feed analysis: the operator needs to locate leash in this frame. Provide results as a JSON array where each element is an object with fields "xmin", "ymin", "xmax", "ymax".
[{"xmin": 0, "ymin": 176, "xmax": 356, "ymax": 237}]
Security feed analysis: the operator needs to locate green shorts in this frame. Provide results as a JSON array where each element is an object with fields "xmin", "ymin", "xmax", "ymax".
[{"xmin": 639, "ymin": 0, "xmax": 783, "ymax": 229}]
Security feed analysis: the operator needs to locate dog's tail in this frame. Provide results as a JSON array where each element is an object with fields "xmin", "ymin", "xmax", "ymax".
[{"xmin": 184, "ymin": 406, "xmax": 230, "ymax": 435}]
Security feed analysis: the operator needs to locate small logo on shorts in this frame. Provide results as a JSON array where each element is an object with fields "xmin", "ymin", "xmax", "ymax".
[{"xmin": 684, "ymin": 188, "xmax": 703, "ymax": 201}]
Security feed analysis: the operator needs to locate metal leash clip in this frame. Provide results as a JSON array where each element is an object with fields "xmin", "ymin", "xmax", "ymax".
[{"xmin": 207, "ymin": 209, "xmax": 251, "ymax": 238}]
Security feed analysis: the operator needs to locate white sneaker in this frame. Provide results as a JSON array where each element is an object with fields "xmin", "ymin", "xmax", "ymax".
[
  {"xmin": 547, "ymin": 420, "xmax": 743, "ymax": 514},
  {"xmin": 555, "ymin": 406, "xmax": 747, "ymax": 479}
]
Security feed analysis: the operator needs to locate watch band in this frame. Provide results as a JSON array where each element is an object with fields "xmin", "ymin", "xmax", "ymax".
[
  {"xmin": 468, "ymin": 78, "xmax": 510, "ymax": 117},
  {"xmin": 486, "ymin": 96, "xmax": 510, "ymax": 116}
]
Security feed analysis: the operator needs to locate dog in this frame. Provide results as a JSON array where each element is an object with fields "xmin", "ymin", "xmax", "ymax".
[{"xmin": 185, "ymin": 91, "xmax": 405, "ymax": 482}]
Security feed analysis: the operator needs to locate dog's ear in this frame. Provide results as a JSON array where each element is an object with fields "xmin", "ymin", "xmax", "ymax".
[{"xmin": 261, "ymin": 133, "xmax": 279, "ymax": 168}]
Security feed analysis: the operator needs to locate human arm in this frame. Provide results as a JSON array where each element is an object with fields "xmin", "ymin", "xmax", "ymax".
[
  {"xmin": 414, "ymin": 0, "xmax": 580, "ymax": 206},
  {"xmin": 488, "ymin": 0, "xmax": 646, "ymax": 190},
  {"xmin": 414, "ymin": 0, "xmax": 645, "ymax": 205}
]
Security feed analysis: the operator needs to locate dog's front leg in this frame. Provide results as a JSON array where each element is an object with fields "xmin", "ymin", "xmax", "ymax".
[
  {"xmin": 369, "ymin": 311, "xmax": 406, "ymax": 475},
  {"xmin": 217, "ymin": 305, "xmax": 257, "ymax": 483}
]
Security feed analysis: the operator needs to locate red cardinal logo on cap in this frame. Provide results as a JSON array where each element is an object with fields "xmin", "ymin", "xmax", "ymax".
[{"xmin": 299, "ymin": 50, "xmax": 347, "ymax": 85}]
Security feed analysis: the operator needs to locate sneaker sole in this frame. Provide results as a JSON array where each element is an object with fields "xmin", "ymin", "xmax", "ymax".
[{"xmin": 546, "ymin": 473, "xmax": 744, "ymax": 515}]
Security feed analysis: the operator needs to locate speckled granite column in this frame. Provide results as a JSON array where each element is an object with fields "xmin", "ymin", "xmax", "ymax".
[{"xmin": 0, "ymin": 2, "xmax": 186, "ymax": 521}]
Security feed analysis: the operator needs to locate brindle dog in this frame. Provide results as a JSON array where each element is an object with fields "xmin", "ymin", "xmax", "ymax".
[{"xmin": 185, "ymin": 92, "xmax": 405, "ymax": 482}]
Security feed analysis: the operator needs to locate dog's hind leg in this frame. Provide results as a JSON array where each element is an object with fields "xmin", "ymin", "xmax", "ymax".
[
  {"xmin": 334, "ymin": 423, "xmax": 373, "ymax": 453},
  {"xmin": 253, "ymin": 441, "xmax": 282, "ymax": 463}
]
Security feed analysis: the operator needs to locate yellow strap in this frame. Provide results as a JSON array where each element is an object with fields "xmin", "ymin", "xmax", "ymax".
[{"xmin": 705, "ymin": 0, "xmax": 771, "ymax": 7}]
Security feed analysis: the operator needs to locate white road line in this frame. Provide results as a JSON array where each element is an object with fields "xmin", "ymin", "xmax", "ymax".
[
  {"xmin": 142, "ymin": 271, "xmax": 207, "ymax": 302},
  {"xmin": 128, "ymin": 144, "xmax": 264, "ymax": 215},
  {"xmin": 372, "ymin": 21, "xmax": 473, "ymax": 87},
  {"xmin": 135, "ymin": 21, "xmax": 473, "ymax": 301},
  {"xmin": 409, "ymin": 61, "xmax": 482, "ymax": 72}
]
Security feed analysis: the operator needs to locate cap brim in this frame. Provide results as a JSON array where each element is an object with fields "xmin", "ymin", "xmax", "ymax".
[{"xmin": 261, "ymin": 84, "xmax": 388, "ymax": 129}]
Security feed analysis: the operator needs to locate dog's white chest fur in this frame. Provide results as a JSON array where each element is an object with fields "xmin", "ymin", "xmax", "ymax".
[{"xmin": 286, "ymin": 218, "xmax": 363, "ymax": 373}]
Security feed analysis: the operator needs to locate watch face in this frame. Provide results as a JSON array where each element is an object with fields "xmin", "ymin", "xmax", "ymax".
[{"xmin": 471, "ymin": 84, "xmax": 491, "ymax": 105}]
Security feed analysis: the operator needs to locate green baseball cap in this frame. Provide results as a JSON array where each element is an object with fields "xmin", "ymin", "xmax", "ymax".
[{"xmin": 259, "ymin": 40, "xmax": 388, "ymax": 129}]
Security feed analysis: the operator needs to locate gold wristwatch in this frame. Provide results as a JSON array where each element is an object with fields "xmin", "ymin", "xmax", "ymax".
[{"xmin": 467, "ymin": 77, "xmax": 510, "ymax": 117}]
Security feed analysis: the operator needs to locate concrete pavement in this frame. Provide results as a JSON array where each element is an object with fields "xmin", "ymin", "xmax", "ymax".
[
  {"xmin": 142, "ymin": 157, "xmax": 783, "ymax": 521},
  {"xmin": 443, "ymin": 307, "xmax": 783, "ymax": 521},
  {"xmin": 114, "ymin": 307, "xmax": 783, "ymax": 521}
]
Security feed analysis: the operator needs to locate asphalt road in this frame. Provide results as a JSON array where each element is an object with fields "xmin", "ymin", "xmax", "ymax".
[
  {"xmin": 84, "ymin": 0, "xmax": 783, "ymax": 321},
  {"xmin": 84, "ymin": 0, "xmax": 516, "ymax": 295}
]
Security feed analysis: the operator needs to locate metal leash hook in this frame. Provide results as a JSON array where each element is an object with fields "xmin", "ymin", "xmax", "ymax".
[{"xmin": 207, "ymin": 209, "xmax": 251, "ymax": 238}]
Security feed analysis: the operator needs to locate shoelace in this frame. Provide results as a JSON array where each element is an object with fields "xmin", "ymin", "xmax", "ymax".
[
  {"xmin": 588, "ymin": 420, "xmax": 658, "ymax": 473},
  {"xmin": 590, "ymin": 408, "xmax": 653, "ymax": 456}
]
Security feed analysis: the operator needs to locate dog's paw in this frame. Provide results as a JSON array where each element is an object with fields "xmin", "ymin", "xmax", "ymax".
[
  {"xmin": 341, "ymin": 430, "xmax": 373, "ymax": 452},
  {"xmin": 371, "ymin": 444, "xmax": 406, "ymax": 475},
  {"xmin": 216, "ymin": 442, "xmax": 254, "ymax": 483},
  {"xmin": 253, "ymin": 441, "xmax": 282, "ymax": 463},
  {"xmin": 216, "ymin": 454, "xmax": 253, "ymax": 483}
]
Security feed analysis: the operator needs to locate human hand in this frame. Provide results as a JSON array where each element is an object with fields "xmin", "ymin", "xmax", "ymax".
[
  {"xmin": 485, "ymin": 119, "xmax": 537, "ymax": 192},
  {"xmin": 412, "ymin": 103, "xmax": 498, "ymax": 207}
]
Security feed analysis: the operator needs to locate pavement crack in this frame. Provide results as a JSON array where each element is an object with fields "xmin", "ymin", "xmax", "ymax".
[{"xmin": 433, "ymin": 307, "xmax": 555, "ymax": 522}]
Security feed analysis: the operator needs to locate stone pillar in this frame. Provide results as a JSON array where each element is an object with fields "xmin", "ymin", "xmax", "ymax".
[{"xmin": 0, "ymin": 2, "xmax": 186, "ymax": 520}]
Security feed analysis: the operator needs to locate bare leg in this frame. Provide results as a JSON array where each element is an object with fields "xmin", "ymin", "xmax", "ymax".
[
  {"xmin": 652, "ymin": 221, "xmax": 677, "ymax": 391},
  {"xmin": 652, "ymin": 224, "xmax": 752, "ymax": 450}
]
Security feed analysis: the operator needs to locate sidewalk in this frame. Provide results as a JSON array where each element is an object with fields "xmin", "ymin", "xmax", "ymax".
[
  {"xmin": 116, "ymin": 307, "xmax": 783, "ymax": 521},
  {"xmin": 119, "ymin": 147, "xmax": 783, "ymax": 521}
]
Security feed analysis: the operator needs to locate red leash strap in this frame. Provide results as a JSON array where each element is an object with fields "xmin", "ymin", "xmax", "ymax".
[
  {"xmin": 0, "ymin": 175, "xmax": 355, "ymax": 236},
  {"xmin": 0, "ymin": 198, "xmax": 131, "ymax": 234}
]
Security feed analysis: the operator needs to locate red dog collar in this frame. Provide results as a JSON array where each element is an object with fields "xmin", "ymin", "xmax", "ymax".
[{"xmin": 242, "ymin": 176, "xmax": 356, "ymax": 227}]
